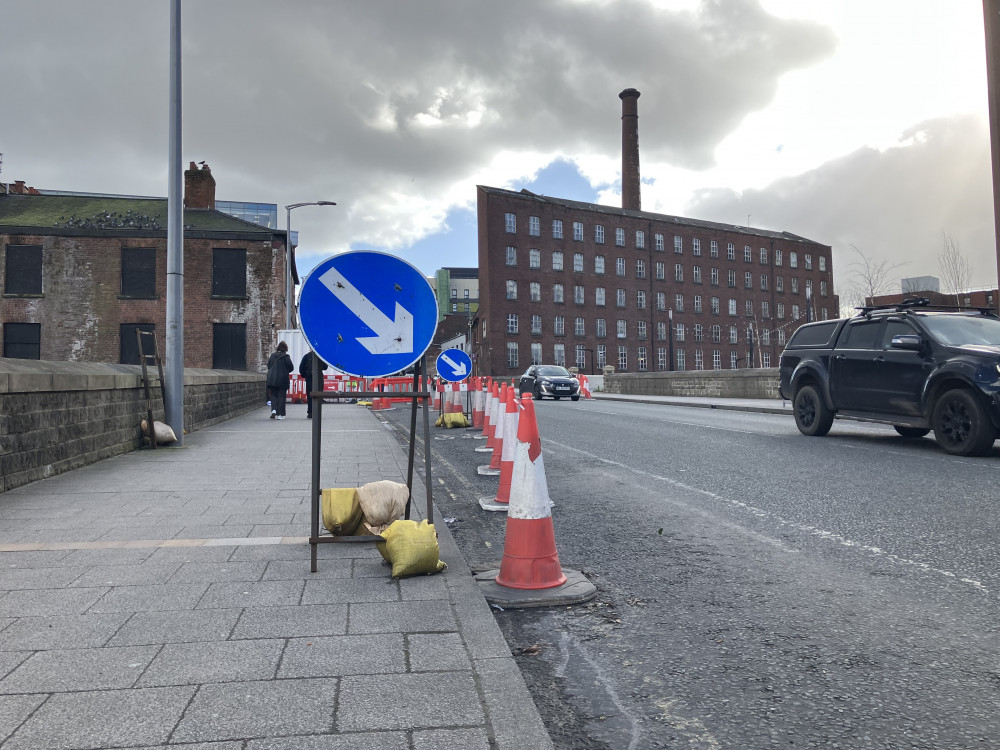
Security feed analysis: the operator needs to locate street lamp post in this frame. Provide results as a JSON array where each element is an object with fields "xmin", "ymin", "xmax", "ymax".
[
  {"xmin": 285, "ymin": 201, "xmax": 336, "ymax": 330},
  {"xmin": 667, "ymin": 308, "xmax": 674, "ymax": 372}
]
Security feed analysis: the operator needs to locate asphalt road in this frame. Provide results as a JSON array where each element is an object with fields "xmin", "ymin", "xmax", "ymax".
[{"xmin": 378, "ymin": 399, "xmax": 1000, "ymax": 750}]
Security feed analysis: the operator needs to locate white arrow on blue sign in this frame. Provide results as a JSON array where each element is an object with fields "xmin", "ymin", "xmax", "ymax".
[
  {"xmin": 436, "ymin": 348, "xmax": 473, "ymax": 382},
  {"xmin": 298, "ymin": 251, "xmax": 439, "ymax": 377}
]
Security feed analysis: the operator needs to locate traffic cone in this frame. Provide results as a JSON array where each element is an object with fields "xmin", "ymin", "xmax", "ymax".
[
  {"xmin": 478, "ymin": 383, "xmax": 506, "ymax": 475},
  {"xmin": 472, "ymin": 379, "xmax": 485, "ymax": 428},
  {"xmin": 486, "ymin": 382, "xmax": 505, "ymax": 451},
  {"xmin": 475, "ymin": 380, "xmax": 495, "ymax": 448},
  {"xmin": 494, "ymin": 393, "xmax": 564, "ymax": 587},
  {"xmin": 581, "ymin": 375, "xmax": 593, "ymax": 399},
  {"xmin": 488, "ymin": 383, "xmax": 509, "ymax": 470},
  {"xmin": 480, "ymin": 385, "xmax": 519, "ymax": 511}
]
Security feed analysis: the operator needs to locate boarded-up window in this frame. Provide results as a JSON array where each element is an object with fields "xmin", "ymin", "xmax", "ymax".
[
  {"xmin": 4, "ymin": 245, "xmax": 42, "ymax": 295},
  {"xmin": 213, "ymin": 323, "xmax": 246, "ymax": 370},
  {"xmin": 120, "ymin": 323, "xmax": 156, "ymax": 364},
  {"xmin": 3, "ymin": 322, "xmax": 40, "ymax": 359},
  {"xmin": 212, "ymin": 248, "xmax": 247, "ymax": 298},
  {"xmin": 121, "ymin": 248, "xmax": 157, "ymax": 298}
]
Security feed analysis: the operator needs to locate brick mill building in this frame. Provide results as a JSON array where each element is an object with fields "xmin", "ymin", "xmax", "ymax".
[
  {"xmin": 0, "ymin": 163, "xmax": 291, "ymax": 370},
  {"xmin": 475, "ymin": 90, "xmax": 837, "ymax": 377}
]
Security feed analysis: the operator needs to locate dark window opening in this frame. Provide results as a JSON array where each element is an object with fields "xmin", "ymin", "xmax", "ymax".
[
  {"xmin": 121, "ymin": 247, "xmax": 157, "ymax": 298},
  {"xmin": 120, "ymin": 323, "xmax": 156, "ymax": 364},
  {"xmin": 4, "ymin": 245, "xmax": 43, "ymax": 295},
  {"xmin": 3, "ymin": 322, "xmax": 41, "ymax": 359},
  {"xmin": 213, "ymin": 323, "xmax": 247, "ymax": 370},
  {"xmin": 212, "ymin": 248, "xmax": 247, "ymax": 298}
]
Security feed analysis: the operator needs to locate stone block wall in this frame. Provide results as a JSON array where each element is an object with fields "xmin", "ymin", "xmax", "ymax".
[
  {"xmin": 604, "ymin": 369, "xmax": 780, "ymax": 399},
  {"xmin": 0, "ymin": 360, "xmax": 265, "ymax": 493}
]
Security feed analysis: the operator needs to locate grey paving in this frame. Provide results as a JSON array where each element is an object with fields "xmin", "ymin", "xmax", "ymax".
[{"xmin": 0, "ymin": 401, "xmax": 554, "ymax": 750}]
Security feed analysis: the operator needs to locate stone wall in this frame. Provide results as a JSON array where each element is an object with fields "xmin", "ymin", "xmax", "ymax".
[
  {"xmin": 604, "ymin": 368, "xmax": 780, "ymax": 399},
  {"xmin": 0, "ymin": 360, "xmax": 265, "ymax": 493}
]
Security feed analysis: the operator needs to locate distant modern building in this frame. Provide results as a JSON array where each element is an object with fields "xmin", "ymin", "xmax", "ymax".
[
  {"xmin": 432, "ymin": 267, "xmax": 479, "ymax": 321},
  {"xmin": 869, "ymin": 285, "xmax": 998, "ymax": 309},
  {"xmin": 474, "ymin": 90, "xmax": 837, "ymax": 378},
  {"xmin": 0, "ymin": 163, "xmax": 292, "ymax": 370}
]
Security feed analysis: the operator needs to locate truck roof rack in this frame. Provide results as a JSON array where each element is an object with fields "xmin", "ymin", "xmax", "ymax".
[{"xmin": 855, "ymin": 297, "xmax": 997, "ymax": 317}]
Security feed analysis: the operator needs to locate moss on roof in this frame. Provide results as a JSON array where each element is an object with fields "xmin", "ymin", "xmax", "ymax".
[{"xmin": 0, "ymin": 194, "xmax": 275, "ymax": 234}]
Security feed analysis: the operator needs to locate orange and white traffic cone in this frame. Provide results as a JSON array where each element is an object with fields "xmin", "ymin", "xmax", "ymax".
[
  {"xmin": 581, "ymin": 375, "xmax": 593, "ymax": 399},
  {"xmin": 475, "ymin": 380, "xmax": 495, "ymax": 449},
  {"xmin": 478, "ymin": 383, "xmax": 506, "ymax": 475},
  {"xmin": 480, "ymin": 385, "xmax": 519, "ymax": 511},
  {"xmin": 472, "ymin": 379, "xmax": 485, "ymax": 428},
  {"xmin": 475, "ymin": 392, "xmax": 597, "ymax": 606},
  {"xmin": 495, "ymin": 392, "xmax": 563, "ymax": 585}
]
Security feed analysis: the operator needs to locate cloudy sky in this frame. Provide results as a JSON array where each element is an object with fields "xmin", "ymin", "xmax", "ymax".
[{"xmin": 2, "ymin": 0, "xmax": 995, "ymax": 303}]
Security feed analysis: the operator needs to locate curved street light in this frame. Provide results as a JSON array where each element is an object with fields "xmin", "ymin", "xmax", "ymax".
[{"xmin": 285, "ymin": 201, "xmax": 337, "ymax": 330}]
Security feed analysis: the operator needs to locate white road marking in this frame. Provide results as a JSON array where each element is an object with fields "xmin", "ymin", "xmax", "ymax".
[{"xmin": 547, "ymin": 439, "xmax": 990, "ymax": 596}]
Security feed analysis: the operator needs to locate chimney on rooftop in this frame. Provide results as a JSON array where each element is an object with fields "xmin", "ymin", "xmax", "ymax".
[
  {"xmin": 184, "ymin": 161, "xmax": 216, "ymax": 210},
  {"xmin": 619, "ymin": 88, "xmax": 641, "ymax": 212}
]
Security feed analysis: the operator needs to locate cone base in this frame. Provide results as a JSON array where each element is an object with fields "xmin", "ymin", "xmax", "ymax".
[
  {"xmin": 478, "ymin": 497, "xmax": 509, "ymax": 512},
  {"xmin": 477, "ymin": 568, "xmax": 597, "ymax": 609},
  {"xmin": 476, "ymin": 465, "xmax": 501, "ymax": 476},
  {"xmin": 474, "ymin": 445, "xmax": 493, "ymax": 452}
]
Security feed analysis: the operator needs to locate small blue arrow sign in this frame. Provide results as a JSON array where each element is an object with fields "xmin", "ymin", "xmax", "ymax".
[
  {"xmin": 436, "ymin": 348, "xmax": 472, "ymax": 382},
  {"xmin": 298, "ymin": 251, "xmax": 438, "ymax": 377}
]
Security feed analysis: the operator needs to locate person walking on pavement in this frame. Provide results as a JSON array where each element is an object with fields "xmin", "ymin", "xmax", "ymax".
[
  {"xmin": 266, "ymin": 341, "xmax": 294, "ymax": 420},
  {"xmin": 298, "ymin": 350, "xmax": 328, "ymax": 418}
]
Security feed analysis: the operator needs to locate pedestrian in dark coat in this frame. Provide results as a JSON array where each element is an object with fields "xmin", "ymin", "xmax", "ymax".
[
  {"xmin": 298, "ymin": 350, "xmax": 328, "ymax": 418},
  {"xmin": 266, "ymin": 341, "xmax": 294, "ymax": 420}
]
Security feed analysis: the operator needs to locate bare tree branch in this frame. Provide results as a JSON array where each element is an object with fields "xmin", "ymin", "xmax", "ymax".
[
  {"xmin": 938, "ymin": 231, "xmax": 971, "ymax": 305},
  {"xmin": 848, "ymin": 244, "xmax": 908, "ymax": 308}
]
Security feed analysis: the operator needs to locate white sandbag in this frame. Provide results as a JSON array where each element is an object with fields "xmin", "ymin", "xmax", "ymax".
[
  {"xmin": 356, "ymin": 480, "xmax": 409, "ymax": 533},
  {"xmin": 141, "ymin": 419, "xmax": 178, "ymax": 445}
]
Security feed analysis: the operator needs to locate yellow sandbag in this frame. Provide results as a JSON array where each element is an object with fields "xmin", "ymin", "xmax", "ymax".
[
  {"xmin": 376, "ymin": 519, "xmax": 447, "ymax": 578},
  {"xmin": 435, "ymin": 412, "xmax": 470, "ymax": 428},
  {"xmin": 321, "ymin": 488, "xmax": 363, "ymax": 535}
]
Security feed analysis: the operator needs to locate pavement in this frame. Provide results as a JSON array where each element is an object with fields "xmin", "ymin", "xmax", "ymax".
[
  {"xmin": 592, "ymin": 390, "xmax": 794, "ymax": 415},
  {"xmin": 0, "ymin": 391, "xmax": 788, "ymax": 750},
  {"xmin": 0, "ymin": 400, "xmax": 553, "ymax": 750}
]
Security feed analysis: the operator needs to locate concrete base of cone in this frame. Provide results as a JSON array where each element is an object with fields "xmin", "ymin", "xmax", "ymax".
[
  {"xmin": 476, "ymin": 568, "xmax": 597, "ymax": 608},
  {"xmin": 474, "ymin": 445, "xmax": 493, "ymax": 452},
  {"xmin": 478, "ymin": 497, "xmax": 509, "ymax": 512},
  {"xmin": 477, "ymin": 465, "xmax": 500, "ymax": 476},
  {"xmin": 473, "ymin": 434, "xmax": 488, "ymax": 440}
]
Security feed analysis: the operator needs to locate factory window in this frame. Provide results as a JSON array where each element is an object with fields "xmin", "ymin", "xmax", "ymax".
[
  {"xmin": 121, "ymin": 247, "xmax": 157, "ymax": 298},
  {"xmin": 3, "ymin": 322, "xmax": 40, "ymax": 359},
  {"xmin": 4, "ymin": 245, "xmax": 43, "ymax": 295},
  {"xmin": 212, "ymin": 323, "xmax": 247, "ymax": 370},
  {"xmin": 212, "ymin": 248, "xmax": 247, "ymax": 298}
]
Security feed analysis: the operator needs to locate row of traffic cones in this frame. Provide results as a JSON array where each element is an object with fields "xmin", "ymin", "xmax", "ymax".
[{"xmin": 372, "ymin": 373, "xmax": 594, "ymax": 600}]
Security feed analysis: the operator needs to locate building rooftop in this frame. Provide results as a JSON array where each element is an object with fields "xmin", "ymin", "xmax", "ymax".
[
  {"xmin": 479, "ymin": 185, "xmax": 827, "ymax": 247},
  {"xmin": 0, "ymin": 193, "xmax": 278, "ymax": 236}
]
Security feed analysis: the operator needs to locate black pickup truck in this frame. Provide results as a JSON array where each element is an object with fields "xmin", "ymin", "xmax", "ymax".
[{"xmin": 778, "ymin": 299, "xmax": 1000, "ymax": 456}]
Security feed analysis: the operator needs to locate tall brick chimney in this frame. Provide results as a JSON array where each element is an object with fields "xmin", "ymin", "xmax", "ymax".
[
  {"xmin": 184, "ymin": 161, "xmax": 216, "ymax": 209},
  {"xmin": 619, "ymin": 88, "xmax": 641, "ymax": 211}
]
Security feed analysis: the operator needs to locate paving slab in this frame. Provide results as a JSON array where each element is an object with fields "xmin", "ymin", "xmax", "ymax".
[
  {"xmin": 3, "ymin": 686, "xmax": 195, "ymax": 750},
  {"xmin": 0, "ymin": 612, "xmax": 130, "ymax": 651},
  {"xmin": 0, "ymin": 645, "xmax": 158, "ymax": 693},
  {"xmin": 336, "ymin": 671, "xmax": 484, "ymax": 732}
]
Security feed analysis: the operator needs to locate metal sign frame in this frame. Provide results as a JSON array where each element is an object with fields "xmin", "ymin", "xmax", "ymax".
[{"xmin": 308, "ymin": 354, "xmax": 434, "ymax": 572}]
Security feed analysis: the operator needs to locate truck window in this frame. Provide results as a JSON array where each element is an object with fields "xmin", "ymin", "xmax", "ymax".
[
  {"xmin": 786, "ymin": 320, "xmax": 840, "ymax": 348},
  {"xmin": 839, "ymin": 319, "xmax": 883, "ymax": 349}
]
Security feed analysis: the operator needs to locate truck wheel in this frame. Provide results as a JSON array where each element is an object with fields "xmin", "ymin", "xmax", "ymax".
[
  {"xmin": 932, "ymin": 389, "xmax": 996, "ymax": 456},
  {"xmin": 794, "ymin": 385, "xmax": 833, "ymax": 437},
  {"xmin": 894, "ymin": 426, "xmax": 930, "ymax": 438}
]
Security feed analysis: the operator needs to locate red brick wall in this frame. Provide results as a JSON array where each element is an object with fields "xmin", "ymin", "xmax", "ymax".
[
  {"xmin": 476, "ymin": 188, "xmax": 837, "ymax": 377},
  {"xmin": 1, "ymin": 232, "xmax": 285, "ymax": 371}
]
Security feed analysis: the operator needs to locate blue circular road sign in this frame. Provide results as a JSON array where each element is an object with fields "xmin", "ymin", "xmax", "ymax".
[
  {"xmin": 436, "ymin": 348, "xmax": 473, "ymax": 382},
  {"xmin": 298, "ymin": 251, "xmax": 438, "ymax": 377}
]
